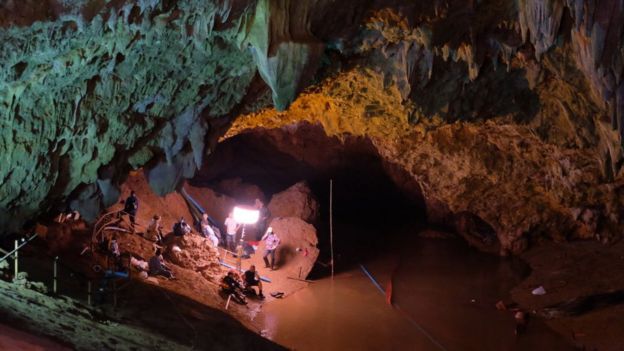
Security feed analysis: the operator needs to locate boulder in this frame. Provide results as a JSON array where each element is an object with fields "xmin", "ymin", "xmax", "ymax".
[
  {"xmin": 268, "ymin": 182, "xmax": 319, "ymax": 223},
  {"xmin": 265, "ymin": 217, "xmax": 319, "ymax": 279},
  {"xmin": 453, "ymin": 212, "xmax": 500, "ymax": 254},
  {"xmin": 164, "ymin": 234, "xmax": 222, "ymax": 281}
]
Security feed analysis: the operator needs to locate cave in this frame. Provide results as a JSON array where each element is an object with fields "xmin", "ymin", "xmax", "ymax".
[
  {"xmin": 190, "ymin": 122, "xmax": 429, "ymax": 269},
  {"xmin": 2, "ymin": 1, "xmax": 624, "ymax": 350}
]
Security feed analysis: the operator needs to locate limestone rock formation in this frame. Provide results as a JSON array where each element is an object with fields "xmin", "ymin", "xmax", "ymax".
[
  {"xmin": 0, "ymin": 0, "xmax": 257, "ymax": 232},
  {"xmin": 267, "ymin": 182, "xmax": 319, "ymax": 223},
  {"xmin": 227, "ymin": 66, "xmax": 624, "ymax": 254}
]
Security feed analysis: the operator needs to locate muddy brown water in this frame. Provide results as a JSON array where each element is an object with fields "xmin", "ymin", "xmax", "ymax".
[{"xmin": 259, "ymin": 236, "xmax": 576, "ymax": 351}]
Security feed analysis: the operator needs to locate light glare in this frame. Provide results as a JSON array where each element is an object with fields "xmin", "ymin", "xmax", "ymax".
[{"xmin": 233, "ymin": 206, "xmax": 260, "ymax": 224}]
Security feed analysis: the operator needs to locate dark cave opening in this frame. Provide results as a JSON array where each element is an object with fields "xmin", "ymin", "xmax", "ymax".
[{"xmin": 190, "ymin": 123, "xmax": 428, "ymax": 274}]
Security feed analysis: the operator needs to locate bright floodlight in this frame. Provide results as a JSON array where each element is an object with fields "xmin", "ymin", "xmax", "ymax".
[{"xmin": 233, "ymin": 206, "xmax": 260, "ymax": 224}]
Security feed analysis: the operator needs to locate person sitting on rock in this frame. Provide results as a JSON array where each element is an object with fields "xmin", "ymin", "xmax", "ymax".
[
  {"xmin": 261, "ymin": 227, "xmax": 280, "ymax": 270},
  {"xmin": 173, "ymin": 217, "xmax": 192, "ymax": 237},
  {"xmin": 123, "ymin": 191, "xmax": 139, "ymax": 231},
  {"xmin": 148, "ymin": 248, "xmax": 174, "ymax": 279},
  {"xmin": 200, "ymin": 213, "xmax": 220, "ymax": 247},
  {"xmin": 147, "ymin": 215, "xmax": 164, "ymax": 244},
  {"xmin": 243, "ymin": 265, "xmax": 264, "ymax": 299}
]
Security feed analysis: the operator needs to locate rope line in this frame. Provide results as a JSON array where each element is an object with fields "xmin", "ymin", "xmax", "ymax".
[{"xmin": 359, "ymin": 264, "xmax": 449, "ymax": 351}]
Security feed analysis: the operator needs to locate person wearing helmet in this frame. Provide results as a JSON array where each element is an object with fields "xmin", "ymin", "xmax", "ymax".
[
  {"xmin": 261, "ymin": 227, "xmax": 280, "ymax": 270},
  {"xmin": 173, "ymin": 217, "xmax": 191, "ymax": 236}
]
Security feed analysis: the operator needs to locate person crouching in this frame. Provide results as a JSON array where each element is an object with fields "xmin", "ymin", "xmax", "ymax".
[
  {"xmin": 244, "ymin": 265, "xmax": 265, "ymax": 299},
  {"xmin": 148, "ymin": 248, "xmax": 174, "ymax": 279}
]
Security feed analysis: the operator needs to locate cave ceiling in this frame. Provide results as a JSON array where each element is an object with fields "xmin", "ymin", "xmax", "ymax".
[{"xmin": 1, "ymin": 0, "xmax": 624, "ymax": 246}]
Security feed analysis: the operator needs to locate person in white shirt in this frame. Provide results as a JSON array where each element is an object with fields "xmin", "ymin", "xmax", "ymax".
[
  {"xmin": 224, "ymin": 212, "xmax": 240, "ymax": 252},
  {"xmin": 261, "ymin": 227, "xmax": 280, "ymax": 270},
  {"xmin": 109, "ymin": 234, "xmax": 120, "ymax": 258},
  {"xmin": 146, "ymin": 215, "xmax": 164, "ymax": 244},
  {"xmin": 201, "ymin": 213, "xmax": 220, "ymax": 247}
]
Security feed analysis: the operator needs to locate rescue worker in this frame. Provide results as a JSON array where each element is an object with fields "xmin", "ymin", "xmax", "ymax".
[
  {"xmin": 123, "ymin": 191, "xmax": 139, "ymax": 231},
  {"xmin": 261, "ymin": 227, "xmax": 280, "ymax": 270},
  {"xmin": 243, "ymin": 265, "xmax": 265, "ymax": 298}
]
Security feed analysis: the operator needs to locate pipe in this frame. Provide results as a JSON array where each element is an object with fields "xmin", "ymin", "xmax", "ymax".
[
  {"xmin": 180, "ymin": 187, "xmax": 206, "ymax": 214},
  {"xmin": 359, "ymin": 263, "xmax": 448, "ymax": 351},
  {"xmin": 359, "ymin": 264, "xmax": 385, "ymax": 294}
]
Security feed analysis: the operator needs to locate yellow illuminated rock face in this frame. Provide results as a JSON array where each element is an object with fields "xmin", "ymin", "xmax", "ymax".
[{"xmin": 227, "ymin": 65, "xmax": 623, "ymax": 254}]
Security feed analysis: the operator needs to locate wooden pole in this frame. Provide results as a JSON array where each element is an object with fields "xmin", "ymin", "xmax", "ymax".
[
  {"xmin": 287, "ymin": 276, "xmax": 314, "ymax": 283},
  {"xmin": 330, "ymin": 179, "xmax": 334, "ymax": 280},
  {"xmin": 53, "ymin": 257, "xmax": 58, "ymax": 294},
  {"xmin": 14, "ymin": 240, "xmax": 18, "ymax": 278}
]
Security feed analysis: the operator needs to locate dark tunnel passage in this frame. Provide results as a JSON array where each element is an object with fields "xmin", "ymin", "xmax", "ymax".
[{"xmin": 190, "ymin": 123, "xmax": 428, "ymax": 273}]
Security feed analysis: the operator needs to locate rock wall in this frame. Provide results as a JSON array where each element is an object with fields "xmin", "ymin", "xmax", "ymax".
[
  {"xmin": 226, "ymin": 66, "xmax": 624, "ymax": 254},
  {"xmin": 267, "ymin": 182, "xmax": 319, "ymax": 223},
  {"xmin": 0, "ymin": 0, "xmax": 257, "ymax": 231}
]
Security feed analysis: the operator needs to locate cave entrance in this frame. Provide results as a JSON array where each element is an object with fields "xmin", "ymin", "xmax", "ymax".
[{"xmin": 190, "ymin": 122, "xmax": 427, "ymax": 275}]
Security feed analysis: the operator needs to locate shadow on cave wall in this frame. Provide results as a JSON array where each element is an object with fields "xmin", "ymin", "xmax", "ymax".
[{"xmin": 409, "ymin": 58, "xmax": 540, "ymax": 123}]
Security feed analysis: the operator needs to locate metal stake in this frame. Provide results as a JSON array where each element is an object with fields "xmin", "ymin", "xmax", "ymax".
[
  {"xmin": 330, "ymin": 179, "xmax": 334, "ymax": 279},
  {"xmin": 53, "ymin": 256, "xmax": 58, "ymax": 294},
  {"xmin": 14, "ymin": 240, "xmax": 18, "ymax": 278}
]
